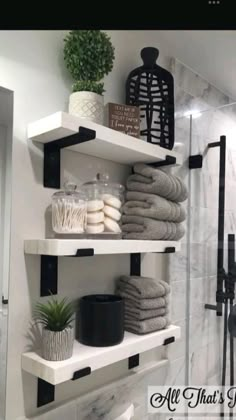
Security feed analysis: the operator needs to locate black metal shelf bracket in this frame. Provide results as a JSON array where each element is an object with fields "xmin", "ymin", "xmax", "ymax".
[
  {"xmin": 44, "ymin": 127, "xmax": 96, "ymax": 189},
  {"xmin": 163, "ymin": 247, "xmax": 175, "ymax": 253},
  {"xmin": 2, "ymin": 296, "xmax": 8, "ymax": 305},
  {"xmin": 189, "ymin": 154, "xmax": 203, "ymax": 169},
  {"xmin": 128, "ymin": 354, "xmax": 140, "ymax": 369},
  {"xmin": 72, "ymin": 367, "xmax": 91, "ymax": 381},
  {"xmin": 163, "ymin": 336, "xmax": 175, "ymax": 346},
  {"xmin": 130, "ymin": 253, "xmax": 141, "ymax": 276},
  {"xmin": 150, "ymin": 155, "xmax": 176, "ymax": 168},
  {"xmin": 40, "ymin": 249, "xmax": 94, "ymax": 297},
  {"xmin": 37, "ymin": 378, "xmax": 55, "ymax": 407}
]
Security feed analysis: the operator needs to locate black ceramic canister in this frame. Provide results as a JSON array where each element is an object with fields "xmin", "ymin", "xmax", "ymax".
[{"xmin": 78, "ymin": 294, "xmax": 124, "ymax": 347}]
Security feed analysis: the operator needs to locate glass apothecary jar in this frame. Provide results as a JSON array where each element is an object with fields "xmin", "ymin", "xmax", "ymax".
[
  {"xmin": 52, "ymin": 182, "xmax": 87, "ymax": 234},
  {"xmin": 82, "ymin": 174, "xmax": 125, "ymax": 236}
]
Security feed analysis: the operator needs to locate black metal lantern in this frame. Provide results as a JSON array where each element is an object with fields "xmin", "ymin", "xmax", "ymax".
[{"xmin": 126, "ymin": 47, "xmax": 175, "ymax": 150}]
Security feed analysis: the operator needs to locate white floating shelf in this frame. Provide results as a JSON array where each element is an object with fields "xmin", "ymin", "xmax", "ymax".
[
  {"xmin": 22, "ymin": 325, "xmax": 180, "ymax": 385},
  {"xmin": 28, "ymin": 112, "xmax": 182, "ymax": 166},
  {"xmin": 24, "ymin": 239, "xmax": 181, "ymax": 256}
]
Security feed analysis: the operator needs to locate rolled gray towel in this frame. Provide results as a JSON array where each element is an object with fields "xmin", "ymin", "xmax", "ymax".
[
  {"xmin": 127, "ymin": 163, "xmax": 188, "ymax": 202},
  {"xmin": 125, "ymin": 316, "xmax": 170, "ymax": 335},
  {"xmin": 125, "ymin": 306, "xmax": 167, "ymax": 321},
  {"xmin": 116, "ymin": 291, "xmax": 169, "ymax": 310},
  {"xmin": 121, "ymin": 215, "xmax": 185, "ymax": 241},
  {"xmin": 123, "ymin": 192, "xmax": 186, "ymax": 222},
  {"xmin": 117, "ymin": 275, "xmax": 170, "ymax": 299}
]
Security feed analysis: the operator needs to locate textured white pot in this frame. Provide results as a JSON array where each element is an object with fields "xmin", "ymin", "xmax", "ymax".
[
  {"xmin": 42, "ymin": 327, "xmax": 74, "ymax": 361},
  {"xmin": 69, "ymin": 91, "xmax": 104, "ymax": 124}
]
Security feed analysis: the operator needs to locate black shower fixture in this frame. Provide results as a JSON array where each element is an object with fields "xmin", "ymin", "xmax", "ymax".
[{"xmin": 228, "ymin": 304, "xmax": 236, "ymax": 337}]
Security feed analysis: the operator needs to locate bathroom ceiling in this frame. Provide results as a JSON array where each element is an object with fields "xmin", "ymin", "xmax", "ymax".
[{"xmin": 157, "ymin": 30, "xmax": 236, "ymax": 100}]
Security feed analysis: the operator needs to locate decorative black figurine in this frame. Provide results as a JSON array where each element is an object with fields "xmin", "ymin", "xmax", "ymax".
[{"xmin": 126, "ymin": 47, "xmax": 174, "ymax": 149}]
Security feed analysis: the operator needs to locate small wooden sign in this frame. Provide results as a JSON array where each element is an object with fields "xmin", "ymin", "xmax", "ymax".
[{"xmin": 105, "ymin": 102, "xmax": 140, "ymax": 138}]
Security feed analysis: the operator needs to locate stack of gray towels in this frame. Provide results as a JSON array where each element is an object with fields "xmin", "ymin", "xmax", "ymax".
[
  {"xmin": 122, "ymin": 163, "xmax": 188, "ymax": 240},
  {"xmin": 116, "ymin": 275, "xmax": 170, "ymax": 335}
]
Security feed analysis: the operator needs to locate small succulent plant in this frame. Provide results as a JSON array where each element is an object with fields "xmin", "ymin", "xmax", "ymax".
[{"xmin": 33, "ymin": 296, "xmax": 75, "ymax": 332}]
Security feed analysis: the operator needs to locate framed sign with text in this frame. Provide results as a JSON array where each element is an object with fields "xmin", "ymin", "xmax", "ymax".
[{"xmin": 105, "ymin": 102, "xmax": 140, "ymax": 138}]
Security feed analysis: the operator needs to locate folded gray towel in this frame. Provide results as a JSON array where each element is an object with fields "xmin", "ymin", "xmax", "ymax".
[
  {"xmin": 125, "ymin": 306, "xmax": 167, "ymax": 321},
  {"xmin": 125, "ymin": 316, "xmax": 170, "ymax": 335},
  {"xmin": 123, "ymin": 192, "xmax": 186, "ymax": 223},
  {"xmin": 122, "ymin": 215, "xmax": 185, "ymax": 240},
  {"xmin": 127, "ymin": 163, "xmax": 188, "ymax": 202},
  {"xmin": 116, "ymin": 292, "xmax": 169, "ymax": 310},
  {"xmin": 117, "ymin": 275, "xmax": 170, "ymax": 299}
]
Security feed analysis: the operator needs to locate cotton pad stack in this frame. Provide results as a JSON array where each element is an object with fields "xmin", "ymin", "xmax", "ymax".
[
  {"xmin": 116, "ymin": 275, "xmax": 170, "ymax": 335},
  {"xmin": 85, "ymin": 194, "xmax": 122, "ymax": 234},
  {"xmin": 102, "ymin": 194, "xmax": 122, "ymax": 233},
  {"xmin": 86, "ymin": 199, "xmax": 105, "ymax": 233}
]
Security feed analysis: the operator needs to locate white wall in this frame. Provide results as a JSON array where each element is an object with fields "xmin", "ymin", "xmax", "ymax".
[{"xmin": 0, "ymin": 31, "xmax": 175, "ymax": 419}]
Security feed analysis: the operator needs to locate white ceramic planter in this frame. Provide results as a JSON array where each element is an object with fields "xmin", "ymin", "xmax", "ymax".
[
  {"xmin": 69, "ymin": 91, "xmax": 104, "ymax": 124},
  {"xmin": 42, "ymin": 327, "xmax": 74, "ymax": 361}
]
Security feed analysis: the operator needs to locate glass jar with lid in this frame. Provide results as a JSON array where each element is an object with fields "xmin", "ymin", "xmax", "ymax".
[
  {"xmin": 82, "ymin": 173, "xmax": 125, "ymax": 236},
  {"xmin": 52, "ymin": 182, "xmax": 87, "ymax": 234}
]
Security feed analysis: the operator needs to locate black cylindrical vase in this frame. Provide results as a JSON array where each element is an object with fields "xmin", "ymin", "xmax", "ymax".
[{"xmin": 78, "ymin": 294, "xmax": 124, "ymax": 347}]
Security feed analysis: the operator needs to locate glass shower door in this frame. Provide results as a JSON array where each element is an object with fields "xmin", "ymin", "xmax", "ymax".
[{"xmin": 189, "ymin": 102, "xmax": 236, "ymax": 417}]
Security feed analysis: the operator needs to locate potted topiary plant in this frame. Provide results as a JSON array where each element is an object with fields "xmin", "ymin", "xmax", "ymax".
[
  {"xmin": 64, "ymin": 30, "xmax": 115, "ymax": 124},
  {"xmin": 33, "ymin": 296, "xmax": 75, "ymax": 361}
]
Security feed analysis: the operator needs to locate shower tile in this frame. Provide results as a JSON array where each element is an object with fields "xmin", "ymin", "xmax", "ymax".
[
  {"xmin": 189, "ymin": 310, "xmax": 224, "ymax": 354},
  {"xmin": 174, "ymin": 88, "xmax": 209, "ymax": 119},
  {"xmin": 190, "ymin": 170, "xmax": 219, "ymax": 210},
  {"xmin": 190, "ymin": 275, "xmax": 217, "ymax": 316},
  {"xmin": 190, "ymin": 207, "xmax": 218, "ymax": 244},
  {"xmin": 190, "ymin": 243, "xmax": 217, "ymax": 279},
  {"xmin": 226, "ymin": 149, "xmax": 236, "ymax": 182},
  {"xmin": 225, "ymin": 179, "xmax": 236, "ymax": 211},
  {"xmin": 167, "ymin": 246, "xmax": 188, "ymax": 283},
  {"xmin": 190, "ymin": 341, "xmax": 222, "ymax": 386},
  {"xmin": 167, "ymin": 319, "xmax": 186, "ymax": 361},
  {"xmin": 170, "ymin": 281, "xmax": 187, "ymax": 322},
  {"xmin": 172, "ymin": 59, "xmax": 231, "ymax": 108},
  {"xmin": 224, "ymin": 211, "xmax": 236, "ymax": 236}
]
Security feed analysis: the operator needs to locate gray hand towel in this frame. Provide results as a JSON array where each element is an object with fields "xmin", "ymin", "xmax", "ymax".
[
  {"xmin": 116, "ymin": 291, "xmax": 169, "ymax": 310},
  {"xmin": 117, "ymin": 275, "xmax": 170, "ymax": 299},
  {"xmin": 123, "ymin": 192, "xmax": 186, "ymax": 223},
  {"xmin": 125, "ymin": 316, "xmax": 170, "ymax": 335},
  {"xmin": 127, "ymin": 163, "xmax": 188, "ymax": 202},
  {"xmin": 125, "ymin": 306, "xmax": 167, "ymax": 321},
  {"xmin": 122, "ymin": 215, "xmax": 185, "ymax": 241}
]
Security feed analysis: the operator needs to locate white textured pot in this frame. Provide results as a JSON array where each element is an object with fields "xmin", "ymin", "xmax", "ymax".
[
  {"xmin": 42, "ymin": 327, "xmax": 74, "ymax": 361},
  {"xmin": 69, "ymin": 91, "xmax": 104, "ymax": 124}
]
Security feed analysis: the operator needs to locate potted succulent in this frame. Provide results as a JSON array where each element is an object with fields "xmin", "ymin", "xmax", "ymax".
[
  {"xmin": 33, "ymin": 296, "xmax": 75, "ymax": 361},
  {"xmin": 64, "ymin": 30, "xmax": 115, "ymax": 124}
]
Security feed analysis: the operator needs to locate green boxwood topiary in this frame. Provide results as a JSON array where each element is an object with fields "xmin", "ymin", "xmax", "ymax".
[{"xmin": 64, "ymin": 30, "xmax": 115, "ymax": 95}]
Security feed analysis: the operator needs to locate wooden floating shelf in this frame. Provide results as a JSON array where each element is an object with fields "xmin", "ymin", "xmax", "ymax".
[
  {"xmin": 22, "ymin": 325, "xmax": 181, "ymax": 385},
  {"xmin": 24, "ymin": 239, "xmax": 181, "ymax": 256},
  {"xmin": 28, "ymin": 111, "xmax": 182, "ymax": 166}
]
